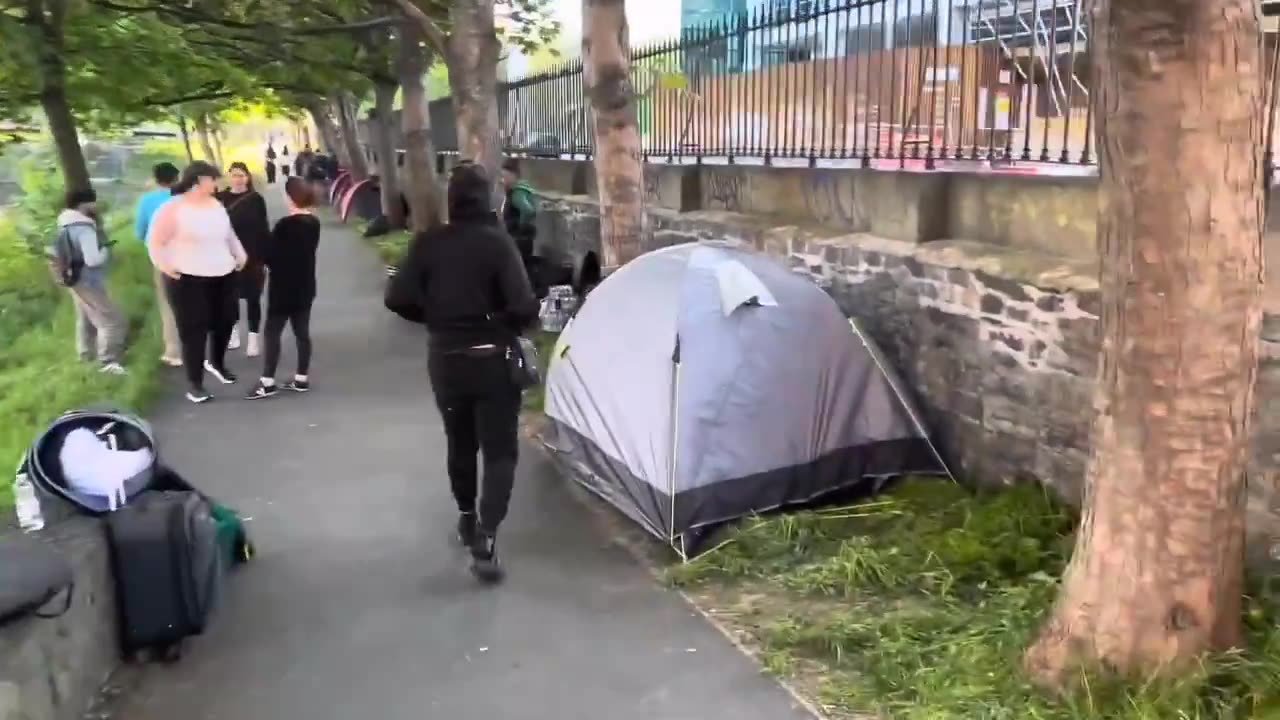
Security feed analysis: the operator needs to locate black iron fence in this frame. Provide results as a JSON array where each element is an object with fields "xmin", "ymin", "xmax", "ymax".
[{"xmin": 398, "ymin": 0, "xmax": 1280, "ymax": 177}]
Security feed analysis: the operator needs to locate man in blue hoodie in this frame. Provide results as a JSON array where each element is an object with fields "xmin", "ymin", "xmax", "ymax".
[{"xmin": 134, "ymin": 162, "xmax": 182, "ymax": 366}]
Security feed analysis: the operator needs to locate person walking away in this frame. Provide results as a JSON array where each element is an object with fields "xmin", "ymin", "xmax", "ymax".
[
  {"xmin": 149, "ymin": 161, "xmax": 247, "ymax": 404},
  {"xmin": 135, "ymin": 162, "xmax": 182, "ymax": 366},
  {"xmin": 55, "ymin": 189, "xmax": 127, "ymax": 374},
  {"xmin": 385, "ymin": 163, "xmax": 539, "ymax": 584},
  {"xmin": 500, "ymin": 159, "xmax": 538, "ymax": 289},
  {"xmin": 216, "ymin": 162, "xmax": 271, "ymax": 357},
  {"xmin": 280, "ymin": 145, "xmax": 291, "ymax": 178},
  {"xmin": 264, "ymin": 142, "xmax": 277, "ymax": 184},
  {"xmin": 246, "ymin": 178, "xmax": 321, "ymax": 400}
]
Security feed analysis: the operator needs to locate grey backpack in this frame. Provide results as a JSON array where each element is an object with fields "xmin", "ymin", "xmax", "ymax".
[{"xmin": 47, "ymin": 222, "xmax": 90, "ymax": 288}]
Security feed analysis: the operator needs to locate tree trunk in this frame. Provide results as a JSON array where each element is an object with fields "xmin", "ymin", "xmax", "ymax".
[
  {"xmin": 34, "ymin": 0, "xmax": 91, "ymax": 194},
  {"xmin": 446, "ymin": 0, "xmax": 502, "ymax": 204},
  {"xmin": 194, "ymin": 115, "xmax": 218, "ymax": 165},
  {"xmin": 176, "ymin": 114, "xmax": 195, "ymax": 163},
  {"xmin": 308, "ymin": 102, "xmax": 344, "ymax": 162},
  {"xmin": 399, "ymin": 26, "xmax": 444, "ymax": 231},
  {"xmin": 1024, "ymin": 0, "xmax": 1264, "ymax": 685},
  {"xmin": 583, "ymin": 0, "xmax": 646, "ymax": 269},
  {"xmin": 333, "ymin": 93, "xmax": 370, "ymax": 181},
  {"xmin": 210, "ymin": 122, "xmax": 226, "ymax": 169},
  {"xmin": 371, "ymin": 80, "xmax": 406, "ymax": 229}
]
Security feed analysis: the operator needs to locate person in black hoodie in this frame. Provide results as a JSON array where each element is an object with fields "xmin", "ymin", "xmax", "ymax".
[
  {"xmin": 385, "ymin": 163, "xmax": 538, "ymax": 584},
  {"xmin": 216, "ymin": 162, "xmax": 271, "ymax": 357}
]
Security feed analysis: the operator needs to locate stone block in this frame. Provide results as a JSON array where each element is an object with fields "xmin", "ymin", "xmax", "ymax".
[{"xmin": 0, "ymin": 518, "xmax": 118, "ymax": 720}]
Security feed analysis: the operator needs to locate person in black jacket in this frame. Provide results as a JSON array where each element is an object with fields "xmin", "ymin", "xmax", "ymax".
[
  {"xmin": 385, "ymin": 163, "xmax": 538, "ymax": 584},
  {"xmin": 216, "ymin": 162, "xmax": 271, "ymax": 357}
]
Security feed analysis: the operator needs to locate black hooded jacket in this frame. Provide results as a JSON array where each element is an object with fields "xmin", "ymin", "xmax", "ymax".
[{"xmin": 384, "ymin": 164, "xmax": 538, "ymax": 353}]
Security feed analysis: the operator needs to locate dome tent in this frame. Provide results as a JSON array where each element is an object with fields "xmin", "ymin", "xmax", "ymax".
[{"xmin": 542, "ymin": 241, "xmax": 948, "ymax": 557}]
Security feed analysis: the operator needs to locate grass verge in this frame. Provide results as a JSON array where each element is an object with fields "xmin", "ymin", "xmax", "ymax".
[
  {"xmin": 663, "ymin": 479, "xmax": 1280, "ymax": 720},
  {"xmin": 0, "ymin": 147, "xmax": 174, "ymax": 512}
]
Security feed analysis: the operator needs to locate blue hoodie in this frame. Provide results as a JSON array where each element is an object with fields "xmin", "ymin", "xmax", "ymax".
[{"xmin": 134, "ymin": 188, "xmax": 172, "ymax": 245}]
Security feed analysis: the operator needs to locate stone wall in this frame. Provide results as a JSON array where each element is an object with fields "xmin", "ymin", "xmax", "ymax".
[
  {"xmin": 531, "ymin": 190, "xmax": 1280, "ymax": 566},
  {"xmin": 0, "ymin": 519, "xmax": 118, "ymax": 720}
]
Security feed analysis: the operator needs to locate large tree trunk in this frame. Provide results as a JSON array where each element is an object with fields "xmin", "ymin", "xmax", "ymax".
[
  {"xmin": 194, "ymin": 114, "xmax": 219, "ymax": 165},
  {"xmin": 333, "ymin": 93, "xmax": 370, "ymax": 181},
  {"xmin": 398, "ymin": 26, "xmax": 444, "ymax": 231},
  {"xmin": 445, "ymin": 0, "xmax": 502, "ymax": 204},
  {"xmin": 583, "ymin": 0, "xmax": 645, "ymax": 269},
  {"xmin": 371, "ymin": 80, "xmax": 406, "ymax": 229},
  {"xmin": 34, "ymin": 0, "xmax": 91, "ymax": 194},
  {"xmin": 1024, "ymin": 0, "xmax": 1264, "ymax": 685},
  {"xmin": 210, "ymin": 120, "xmax": 226, "ymax": 169},
  {"xmin": 307, "ymin": 101, "xmax": 344, "ymax": 162},
  {"xmin": 176, "ymin": 114, "xmax": 195, "ymax": 163}
]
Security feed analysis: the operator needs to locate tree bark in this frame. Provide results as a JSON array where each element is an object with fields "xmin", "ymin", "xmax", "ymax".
[
  {"xmin": 1024, "ymin": 0, "xmax": 1264, "ymax": 684},
  {"xmin": 176, "ymin": 114, "xmax": 195, "ymax": 163},
  {"xmin": 308, "ymin": 101, "xmax": 344, "ymax": 162},
  {"xmin": 33, "ymin": 0, "xmax": 91, "ymax": 194},
  {"xmin": 333, "ymin": 93, "xmax": 370, "ymax": 181},
  {"xmin": 583, "ymin": 0, "xmax": 646, "ymax": 269},
  {"xmin": 445, "ymin": 0, "xmax": 502, "ymax": 204},
  {"xmin": 398, "ymin": 25, "xmax": 444, "ymax": 231},
  {"xmin": 194, "ymin": 114, "xmax": 219, "ymax": 165},
  {"xmin": 371, "ymin": 80, "xmax": 406, "ymax": 229},
  {"xmin": 210, "ymin": 120, "xmax": 226, "ymax": 169}
]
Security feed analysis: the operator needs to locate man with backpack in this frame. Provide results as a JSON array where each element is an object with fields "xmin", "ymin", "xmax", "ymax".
[
  {"xmin": 53, "ymin": 188, "xmax": 126, "ymax": 374},
  {"xmin": 500, "ymin": 159, "xmax": 538, "ymax": 288}
]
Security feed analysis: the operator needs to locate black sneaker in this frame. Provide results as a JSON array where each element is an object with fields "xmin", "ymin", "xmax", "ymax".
[
  {"xmin": 204, "ymin": 361, "xmax": 237, "ymax": 385},
  {"xmin": 456, "ymin": 512, "xmax": 478, "ymax": 547},
  {"xmin": 282, "ymin": 378, "xmax": 310, "ymax": 393},
  {"xmin": 245, "ymin": 381, "xmax": 279, "ymax": 400},
  {"xmin": 470, "ymin": 532, "xmax": 504, "ymax": 584},
  {"xmin": 186, "ymin": 387, "xmax": 213, "ymax": 404}
]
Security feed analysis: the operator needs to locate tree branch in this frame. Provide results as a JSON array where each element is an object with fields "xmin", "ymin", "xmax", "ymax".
[{"xmin": 391, "ymin": 0, "xmax": 447, "ymax": 52}]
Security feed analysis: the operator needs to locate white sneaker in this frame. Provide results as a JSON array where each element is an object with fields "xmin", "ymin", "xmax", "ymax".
[
  {"xmin": 246, "ymin": 332, "xmax": 261, "ymax": 358},
  {"xmin": 160, "ymin": 355, "xmax": 183, "ymax": 367},
  {"xmin": 99, "ymin": 362, "xmax": 127, "ymax": 375},
  {"xmin": 228, "ymin": 327, "xmax": 241, "ymax": 350}
]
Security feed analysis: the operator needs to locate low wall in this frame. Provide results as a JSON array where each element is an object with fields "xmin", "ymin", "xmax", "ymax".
[
  {"xmin": 531, "ymin": 191, "xmax": 1280, "ymax": 567},
  {"xmin": 516, "ymin": 158, "xmax": 1101, "ymax": 259},
  {"xmin": 0, "ymin": 519, "xmax": 117, "ymax": 720}
]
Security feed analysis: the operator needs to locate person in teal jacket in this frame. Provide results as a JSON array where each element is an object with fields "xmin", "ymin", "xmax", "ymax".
[
  {"xmin": 134, "ymin": 162, "xmax": 182, "ymax": 366},
  {"xmin": 500, "ymin": 158, "xmax": 537, "ymax": 286}
]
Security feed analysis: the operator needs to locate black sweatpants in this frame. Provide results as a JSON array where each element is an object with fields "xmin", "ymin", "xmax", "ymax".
[
  {"xmin": 262, "ymin": 305, "xmax": 313, "ymax": 378},
  {"xmin": 265, "ymin": 164, "xmax": 277, "ymax": 184},
  {"xmin": 237, "ymin": 263, "xmax": 266, "ymax": 333},
  {"xmin": 167, "ymin": 273, "xmax": 237, "ymax": 389},
  {"xmin": 428, "ymin": 350, "xmax": 521, "ymax": 535}
]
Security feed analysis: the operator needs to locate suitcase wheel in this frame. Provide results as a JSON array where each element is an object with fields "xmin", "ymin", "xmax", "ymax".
[{"xmin": 160, "ymin": 641, "xmax": 184, "ymax": 664}]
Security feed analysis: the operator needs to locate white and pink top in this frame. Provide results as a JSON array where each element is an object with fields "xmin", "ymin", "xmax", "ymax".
[{"xmin": 149, "ymin": 200, "xmax": 247, "ymax": 277}]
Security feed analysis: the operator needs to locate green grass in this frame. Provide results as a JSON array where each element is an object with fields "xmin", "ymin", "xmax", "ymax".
[
  {"xmin": 0, "ymin": 145, "xmax": 176, "ymax": 511},
  {"xmin": 523, "ymin": 330, "xmax": 559, "ymax": 413},
  {"xmin": 665, "ymin": 480, "xmax": 1280, "ymax": 720},
  {"xmin": 371, "ymin": 229, "xmax": 413, "ymax": 266}
]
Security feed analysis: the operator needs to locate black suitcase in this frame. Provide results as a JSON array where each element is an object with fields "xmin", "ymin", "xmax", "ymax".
[{"xmin": 106, "ymin": 491, "xmax": 224, "ymax": 660}]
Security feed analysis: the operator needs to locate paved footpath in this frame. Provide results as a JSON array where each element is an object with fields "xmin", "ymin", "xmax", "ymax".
[{"xmin": 112, "ymin": 190, "xmax": 812, "ymax": 720}]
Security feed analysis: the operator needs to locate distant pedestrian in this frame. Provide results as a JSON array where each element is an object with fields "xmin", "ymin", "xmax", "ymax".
[
  {"xmin": 135, "ymin": 161, "xmax": 182, "ymax": 366},
  {"xmin": 216, "ymin": 162, "xmax": 271, "ymax": 357},
  {"xmin": 265, "ymin": 143, "xmax": 278, "ymax": 184},
  {"xmin": 57, "ymin": 188, "xmax": 127, "ymax": 375},
  {"xmin": 500, "ymin": 158, "xmax": 538, "ymax": 288},
  {"xmin": 245, "ymin": 177, "xmax": 322, "ymax": 400},
  {"xmin": 148, "ymin": 161, "xmax": 247, "ymax": 404},
  {"xmin": 280, "ymin": 145, "xmax": 291, "ymax": 178},
  {"xmin": 385, "ymin": 163, "xmax": 539, "ymax": 584}
]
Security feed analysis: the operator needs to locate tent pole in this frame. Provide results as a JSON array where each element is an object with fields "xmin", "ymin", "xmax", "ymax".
[
  {"xmin": 669, "ymin": 354, "xmax": 687, "ymax": 562},
  {"xmin": 848, "ymin": 318, "xmax": 959, "ymax": 485}
]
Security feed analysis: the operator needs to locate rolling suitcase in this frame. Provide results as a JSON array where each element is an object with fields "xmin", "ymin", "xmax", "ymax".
[{"xmin": 105, "ymin": 490, "xmax": 224, "ymax": 661}]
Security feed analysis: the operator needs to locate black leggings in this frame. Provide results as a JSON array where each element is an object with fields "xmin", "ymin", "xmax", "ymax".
[
  {"xmin": 262, "ymin": 305, "xmax": 313, "ymax": 379},
  {"xmin": 428, "ymin": 351, "xmax": 521, "ymax": 534},
  {"xmin": 167, "ymin": 273, "xmax": 237, "ymax": 388},
  {"xmin": 238, "ymin": 264, "xmax": 265, "ymax": 333}
]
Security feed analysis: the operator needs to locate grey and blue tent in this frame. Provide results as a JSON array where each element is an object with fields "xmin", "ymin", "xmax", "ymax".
[{"xmin": 542, "ymin": 241, "xmax": 948, "ymax": 557}]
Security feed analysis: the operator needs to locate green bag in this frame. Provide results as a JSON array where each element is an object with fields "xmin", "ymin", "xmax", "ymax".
[{"xmin": 210, "ymin": 503, "xmax": 254, "ymax": 567}]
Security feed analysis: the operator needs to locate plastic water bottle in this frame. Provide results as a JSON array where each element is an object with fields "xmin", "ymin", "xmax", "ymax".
[{"xmin": 13, "ymin": 469, "xmax": 45, "ymax": 533}]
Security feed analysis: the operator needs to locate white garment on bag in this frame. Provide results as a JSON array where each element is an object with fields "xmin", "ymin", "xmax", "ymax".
[{"xmin": 59, "ymin": 428, "xmax": 154, "ymax": 510}]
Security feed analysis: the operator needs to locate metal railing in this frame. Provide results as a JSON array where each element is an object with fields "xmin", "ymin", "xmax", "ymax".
[{"xmin": 498, "ymin": 0, "xmax": 1097, "ymax": 171}]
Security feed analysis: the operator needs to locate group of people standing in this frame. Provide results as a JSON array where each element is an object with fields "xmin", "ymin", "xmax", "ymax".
[{"xmin": 133, "ymin": 160, "xmax": 321, "ymax": 403}]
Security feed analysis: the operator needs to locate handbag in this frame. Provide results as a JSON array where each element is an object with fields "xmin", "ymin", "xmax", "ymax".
[{"xmin": 506, "ymin": 335, "xmax": 542, "ymax": 390}]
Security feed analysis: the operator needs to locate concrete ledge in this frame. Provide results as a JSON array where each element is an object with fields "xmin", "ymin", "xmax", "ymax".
[{"xmin": 0, "ymin": 518, "xmax": 117, "ymax": 720}]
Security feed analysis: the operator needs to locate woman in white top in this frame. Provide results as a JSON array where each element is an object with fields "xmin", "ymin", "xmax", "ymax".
[{"xmin": 149, "ymin": 161, "xmax": 247, "ymax": 404}]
